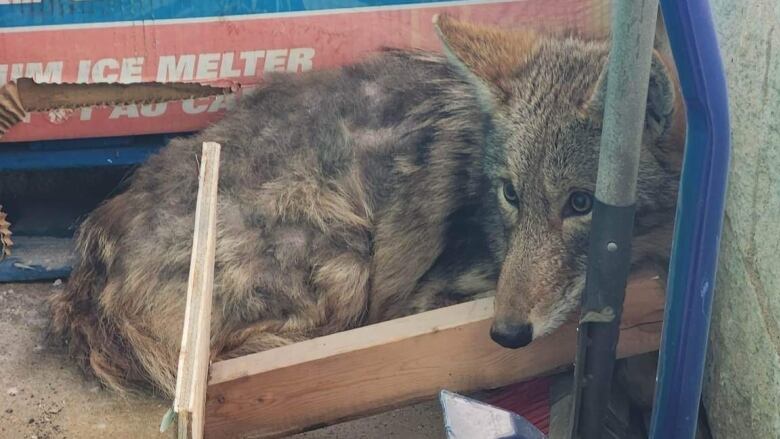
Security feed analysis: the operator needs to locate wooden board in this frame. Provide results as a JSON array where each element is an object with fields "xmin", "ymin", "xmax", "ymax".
[
  {"xmin": 173, "ymin": 142, "xmax": 221, "ymax": 439},
  {"xmin": 204, "ymin": 272, "xmax": 665, "ymax": 438}
]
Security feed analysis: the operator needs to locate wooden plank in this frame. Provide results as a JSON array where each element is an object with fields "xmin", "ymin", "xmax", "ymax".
[
  {"xmin": 173, "ymin": 142, "xmax": 221, "ymax": 439},
  {"xmin": 204, "ymin": 272, "xmax": 665, "ymax": 438}
]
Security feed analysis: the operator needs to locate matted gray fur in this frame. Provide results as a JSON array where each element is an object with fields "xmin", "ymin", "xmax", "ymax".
[{"xmin": 48, "ymin": 15, "xmax": 684, "ymax": 400}]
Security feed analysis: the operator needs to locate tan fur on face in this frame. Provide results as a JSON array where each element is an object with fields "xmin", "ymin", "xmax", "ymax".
[
  {"xmin": 436, "ymin": 16, "xmax": 684, "ymax": 341},
  {"xmin": 494, "ymin": 227, "xmax": 574, "ymax": 338}
]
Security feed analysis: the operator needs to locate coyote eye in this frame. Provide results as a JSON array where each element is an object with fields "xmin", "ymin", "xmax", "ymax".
[
  {"xmin": 567, "ymin": 191, "xmax": 593, "ymax": 215},
  {"xmin": 502, "ymin": 181, "xmax": 518, "ymax": 205}
]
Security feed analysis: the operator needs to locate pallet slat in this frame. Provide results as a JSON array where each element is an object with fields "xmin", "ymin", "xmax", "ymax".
[
  {"xmin": 205, "ymin": 272, "xmax": 664, "ymax": 438},
  {"xmin": 174, "ymin": 142, "xmax": 221, "ymax": 439}
]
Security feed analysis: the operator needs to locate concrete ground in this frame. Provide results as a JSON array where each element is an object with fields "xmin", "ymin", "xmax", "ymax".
[{"xmin": 0, "ymin": 282, "xmax": 443, "ymax": 439}]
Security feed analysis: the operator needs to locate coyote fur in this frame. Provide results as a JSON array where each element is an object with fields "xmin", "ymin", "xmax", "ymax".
[{"xmin": 48, "ymin": 15, "xmax": 684, "ymax": 399}]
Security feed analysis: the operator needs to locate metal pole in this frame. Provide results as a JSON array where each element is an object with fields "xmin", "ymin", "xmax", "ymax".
[
  {"xmin": 568, "ymin": 0, "xmax": 660, "ymax": 438},
  {"xmin": 651, "ymin": 0, "xmax": 730, "ymax": 437}
]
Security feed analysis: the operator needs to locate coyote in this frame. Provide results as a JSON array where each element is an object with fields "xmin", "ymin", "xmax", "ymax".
[{"xmin": 48, "ymin": 15, "xmax": 683, "ymax": 399}]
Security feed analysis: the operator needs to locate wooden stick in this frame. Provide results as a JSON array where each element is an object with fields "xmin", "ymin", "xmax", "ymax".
[
  {"xmin": 204, "ymin": 272, "xmax": 665, "ymax": 438},
  {"xmin": 173, "ymin": 142, "xmax": 221, "ymax": 439}
]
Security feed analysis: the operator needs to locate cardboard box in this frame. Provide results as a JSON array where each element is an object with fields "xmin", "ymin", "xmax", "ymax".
[{"xmin": 0, "ymin": 0, "xmax": 610, "ymax": 143}]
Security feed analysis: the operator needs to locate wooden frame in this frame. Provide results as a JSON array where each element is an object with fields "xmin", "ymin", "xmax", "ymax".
[
  {"xmin": 203, "ymin": 273, "xmax": 664, "ymax": 438},
  {"xmin": 174, "ymin": 144, "xmax": 665, "ymax": 439}
]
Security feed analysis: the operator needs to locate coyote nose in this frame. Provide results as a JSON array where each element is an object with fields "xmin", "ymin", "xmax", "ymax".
[{"xmin": 490, "ymin": 322, "xmax": 533, "ymax": 349}]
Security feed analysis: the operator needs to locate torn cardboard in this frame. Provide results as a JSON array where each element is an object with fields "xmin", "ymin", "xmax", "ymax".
[
  {"xmin": 0, "ymin": 205, "xmax": 12, "ymax": 259},
  {"xmin": 0, "ymin": 78, "xmax": 230, "ymax": 138},
  {"xmin": 0, "ymin": 82, "xmax": 25, "ymax": 137}
]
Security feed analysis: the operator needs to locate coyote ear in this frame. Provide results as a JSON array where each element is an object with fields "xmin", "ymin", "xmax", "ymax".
[
  {"xmin": 581, "ymin": 50, "xmax": 677, "ymax": 139},
  {"xmin": 644, "ymin": 53, "xmax": 677, "ymax": 138},
  {"xmin": 579, "ymin": 62, "xmax": 608, "ymax": 120},
  {"xmin": 433, "ymin": 14, "xmax": 540, "ymax": 110}
]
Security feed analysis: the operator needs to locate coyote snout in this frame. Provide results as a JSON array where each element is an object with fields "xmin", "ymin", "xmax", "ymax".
[
  {"xmin": 490, "ymin": 219, "xmax": 588, "ymax": 348},
  {"xmin": 490, "ymin": 322, "xmax": 534, "ymax": 349}
]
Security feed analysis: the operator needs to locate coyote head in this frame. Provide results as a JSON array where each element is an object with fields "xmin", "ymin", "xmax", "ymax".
[{"xmin": 434, "ymin": 15, "xmax": 684, "ymax": 348}]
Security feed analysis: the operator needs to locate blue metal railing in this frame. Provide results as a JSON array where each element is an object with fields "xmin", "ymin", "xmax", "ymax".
[{"xmin": 651, "ymin": 0, "xmax": 731, "ymax": 437}]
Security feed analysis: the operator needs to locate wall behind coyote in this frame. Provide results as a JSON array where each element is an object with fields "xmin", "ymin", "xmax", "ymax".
[{"xmin": 705, "ymin": 0, "xmax": 780, "ymax": 437}]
